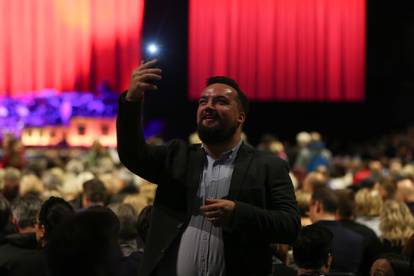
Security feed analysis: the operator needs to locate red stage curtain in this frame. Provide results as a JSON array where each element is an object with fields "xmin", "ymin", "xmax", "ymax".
[
  {"xmin": 0, "ymin": 0, "xmax": 144, "ymax": 97},
  {"xmin": 189, "ymin": 0, "xmax": 365, "ymax": 101}
]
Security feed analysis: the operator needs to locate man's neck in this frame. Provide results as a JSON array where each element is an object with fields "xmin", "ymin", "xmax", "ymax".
[
  {"xmin": 18, "ymin": 226, "xmax": 36, "ymax": 234},
  {"xmin": 297, "ymin": 267, "xmax": 326, "ymax": 275},
  {"xmin": 203, "ymin": 136, "xmax": 241, "ymax": 159},
  {"xmin": 312, "ymin": 213, "xmax": 336, "ymax": 223}
]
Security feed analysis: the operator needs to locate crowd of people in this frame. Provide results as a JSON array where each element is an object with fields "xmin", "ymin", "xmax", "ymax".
[
  {"xmin": 0, "ymin": 60, "xmax": 413, "ymax": 276},
  {"xmin": 0, "ymin": 124, "xmax": 413, "ymax": 275}
]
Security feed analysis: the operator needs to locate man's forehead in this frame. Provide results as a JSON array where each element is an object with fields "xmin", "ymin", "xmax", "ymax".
[{"xmin": 200, "ymin": 83, "xmax": 236, "ymax": 97}]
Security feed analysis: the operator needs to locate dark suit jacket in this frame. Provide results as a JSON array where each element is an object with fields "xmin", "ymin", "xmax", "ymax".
[{"xmin": 116, "ymin": 94, "xmax": 300, "ymax": 276}]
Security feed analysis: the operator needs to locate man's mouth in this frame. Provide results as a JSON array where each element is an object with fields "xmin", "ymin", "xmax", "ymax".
[{"xmin": 201, "ymin": 114, "xmax": 219, "ymax": 124}]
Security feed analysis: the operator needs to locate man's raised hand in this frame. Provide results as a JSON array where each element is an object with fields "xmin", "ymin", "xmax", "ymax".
[{"xmin": 126, "ymin": 59, "xmax": 162, "ymax": 101}]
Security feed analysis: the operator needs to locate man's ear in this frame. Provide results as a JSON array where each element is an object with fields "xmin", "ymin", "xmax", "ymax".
[
  {"xmin": 237, "ymin": 112, "xmax": 246, "ymax": 125},
  {"xmin": 315, "ymin": 201, "xmax": 323, "ymax": 213},
  {"xmin": 321, "ymin": 254, "xmax": 332, "ymax": 273}
]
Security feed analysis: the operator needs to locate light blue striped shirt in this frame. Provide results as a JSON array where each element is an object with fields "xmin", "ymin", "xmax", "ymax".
[{"xmin": 176, "ymin": 141, "xmax": 242, "ymax": 276}]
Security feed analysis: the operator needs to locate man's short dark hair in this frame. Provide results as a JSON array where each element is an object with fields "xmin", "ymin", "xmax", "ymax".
[
  {"xmin": 293, "ymin": 224, "xmax": 333, "ymax": 270},
  {"xmin": 0, "ymin": 194, "xmax": 11, "ymax": 232},
  {"xmin": 11, "ymin": 195, "xmax": 43, "ymax": 228},
  {"xmin": 108, "ymin": 203, "xmax": 138, "ymax": 241},
  {"xmin": 38, "ymin": 196, "xmax": 75, "ymax": 241},
  {"xmin": 83, "ymin": 178, "xmax": 107, "ymax": 204},
  {"xmin": 206, "ymin": 76, "xmax": 249, "ymax": 116},
  {"xmin": 46, "ymin": 206, "xmax": 121, "ymax": 276},
  {"xmin": 311, "ymin": 187, "xmax": 339, "ymax": 214}
]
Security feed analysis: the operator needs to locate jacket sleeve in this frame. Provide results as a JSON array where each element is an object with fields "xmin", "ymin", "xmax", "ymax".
[
  {"xmin": 230, "ymin": 158, "xmax": 301, "ymax": 244},
  {"xmin": 116, "ymin": 93, "xmax": 167, "ymax": 184}
]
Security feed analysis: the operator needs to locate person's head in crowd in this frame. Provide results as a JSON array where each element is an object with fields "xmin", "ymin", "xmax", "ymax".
[
  {"xmin": 46, "ymin": 206, "xmax": 121, "ymax": 276},
  {"xmin": 0, "ymin": 194, "xmax": 11, "ymax": 234},
  {"xmin": 108, "ymin": 203, "xmax": 138, "ymax": 242},
  {"xmin": 395, "ymin": 176, "xmax": 414, "ymax": 203},
  {"xmin": 302, "ymin": 171, "xmax": 327, "ymax": 193},
  {"xmin": 296, "ymin": 131, "xmax": 312, "ymax": 148},
  {"xmin": 36, "ymin": 196, "xmax": 75, "ymax": 247},
  {"xmin": 196, "ymin": 76, "xmax": 248, "ymax": 148},
  {"xmin": 295, "ymin": 190, "xmax": 312, "ymax": 226},
  {"xmin": 379, "ymin": 177, "xmax": 397, "ymax": 201},
  {"xmin": 354, "ymin": 188, "xmax": 383, "ymax": 218},
  {"xmin": 293, "ymin": 224, "xmax": 333, "ymax": 275},
  {"xmin": 336, "ymin": 189, "xmax": 355, "ymax": 220},
  {"xmin": 136, "ymin": 205, "xmax": 153, "ymax": 244},
  {"xmin": 380, "ymin": 200, "xmax": 414, "ymax": 247},
  {"xmin": 41, "ymin": 167, "xmax": 64, "ymax": 191},
  {"xmin": 370, "ymin": 253, "xmax": 413, "ymax": 276},
  {"xmin": 2, "ymin": 167, "xmax": 21, "ymax": 202},
  {"xmin": 122, "ymin": 194, "xmax": 149, "ymax": 215},
  {"xmin": 389, "ymin": 159, "xmax": 403, "ymax": 177},
  {"xmin": 19, "ymin": 174, "xmax": 44, "ymax": 198},
  {"xmin": 65, "ymin": 159, "xmax": 85, "ymax": 175},
  {"xmin": 82, "ymin": 178, "xmax": 107, "ymax": 208},
  {"xmin": 309, "ymin": 187, "xmax": 338, "ymax": 223},
  {"xmin": 11, "ymin": 195, "xmax": 42, "ymax": 234}
]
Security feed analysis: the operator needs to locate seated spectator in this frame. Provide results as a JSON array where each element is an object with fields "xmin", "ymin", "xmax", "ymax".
[
  {"xmin": 0, "ymin": 196, "xmax": 46, "ymax": 276},
  {"xmin": 82, "ymin": 178, "xmax": 107, "ymax": 208},
  {"xmin": 293, "ymin": 224, "xmax": 333, "ymax": 276},
  {"xmin": 380, "ymin": 200, "xmax": 414, "ymax": 254},
  {"xmin": 19, "ymin": 174, "xmax": 44, "ymax": 199},
  {"xmin": 136, "ymin": 204, "xmax": 153, "ymax": 249},
  {"xmin": 370, "ymin": 253, "xmax": 413, "ymax": 276},
  {"xmin": 302, "ymin": 171, "xmax": 327, "ymax": 194},
  {"xmin": 36, "ymin": 196, "xmax": 75, "ymax": 247},
  {"xmin": 0, "ymin": 194, "xmax": 11, "ymax": 244},
  {"xmin": 394, "ymin": 176, "xmax": 414, "ymax": 215},
  {"xmin": 2, "ymin": 167, "xmax": 21, "ymax": 203},
  {"xmin": 108, "ymin": 203, "xmax": 139, "ymax": 257},
  {"xmin": 309, "ymin": 187, "xmax": 364, "ymax": 274},
  {"xmin": 295, "ymin": 190, "xmax": 312, "ymax": 226},
  {"xmin": 354, "ymin": 188, "xmax": 383, "ymax": 236},
  {"xmin": 46, "ymin": 206, "xmax": 123, "ymax": 276},
  {"xmin": 109, "ymin": 203, "xmax": 143, "ymax": 276},
  {"xmin": 336, "ymin": 189, "xmax": 383, "ymax": 275}
]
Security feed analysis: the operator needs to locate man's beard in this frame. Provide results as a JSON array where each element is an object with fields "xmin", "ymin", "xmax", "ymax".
[{"xmin": 197, "ymin": 121, "xmax": 238, "ymax": 145}]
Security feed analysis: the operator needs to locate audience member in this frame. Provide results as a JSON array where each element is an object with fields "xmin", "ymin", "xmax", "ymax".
[
  {"xmin": 336, "ymin": 189, "xmax": 383, "ymax": 275},
  {"xmin": 293, "ymin": 224, "xmax": 333, "ymax": 276},
  {"xmin": 46, "ymin": 206, "xmax": 123, "ymax": 276},
  {"xmin": 354, "ymin": 188, "xmax": 383, "ymax": 236},
  {"xmin": 36, "ymin": 196, "xmax": 75, "ymax": 247},
  {"xmin": 380, "ymin": 200, "xmax": 414, "ymax": 254},
  {"xmin": 81, "ymin": 178, "xmax": 107, "ymax": 208},
  {"xmin": 0, "ymin": 196, "xmax": 46, "ymax": 276},
  {"xmin": 309, "ymin": 187, "xmax": 364, "ymax": 274}
]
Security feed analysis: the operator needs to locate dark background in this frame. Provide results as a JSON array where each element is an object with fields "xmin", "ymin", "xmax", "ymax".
[{"xmin": 140, "ymin": 0, "xmax": 414, "ymax": 151}]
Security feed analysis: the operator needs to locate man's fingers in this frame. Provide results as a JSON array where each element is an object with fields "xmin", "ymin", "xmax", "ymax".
[
  {"xmin": 133, "ymin": 68, "xmax": 162, "ymax": 77},
  {"xmin": 200, "ymin": 203, "xmax": 222, "ymax": 212},
  {"xmin": 139, "ymin": 59, "xmax": 158, "ymax": 69},
  {"xmin": 202, "ymin": 210, "xmax": 222, "ymax": 218},
  {"xmin": 137, "ymin": 83, "xmax": 158, "ymax": 91}
]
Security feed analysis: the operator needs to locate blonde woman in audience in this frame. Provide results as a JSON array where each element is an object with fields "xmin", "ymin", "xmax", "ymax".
[
  {"xmin": 355, "ymin": 188, "xmax": 383, "ymax": 236},
  {"xmin": 380, "ymin": 200, "xmax": 414, "ymax": 254},
  {"xmin": 19, "ymin": 174, "xmax": 44, "ymax": 198}
]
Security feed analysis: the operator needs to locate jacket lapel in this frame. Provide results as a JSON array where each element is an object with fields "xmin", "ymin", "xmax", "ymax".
[
  {"xmin": 186, "ymin": 144, "xmax": 205, "ymax": 212},
  {"xmin": 227, "ymin": 143, "xmax": 255, "ymax": 200}
]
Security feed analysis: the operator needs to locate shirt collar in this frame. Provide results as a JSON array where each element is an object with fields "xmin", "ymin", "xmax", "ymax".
[{"xmin": 201, "ymin": 140, "xmax": 243, "ymax": 165}]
